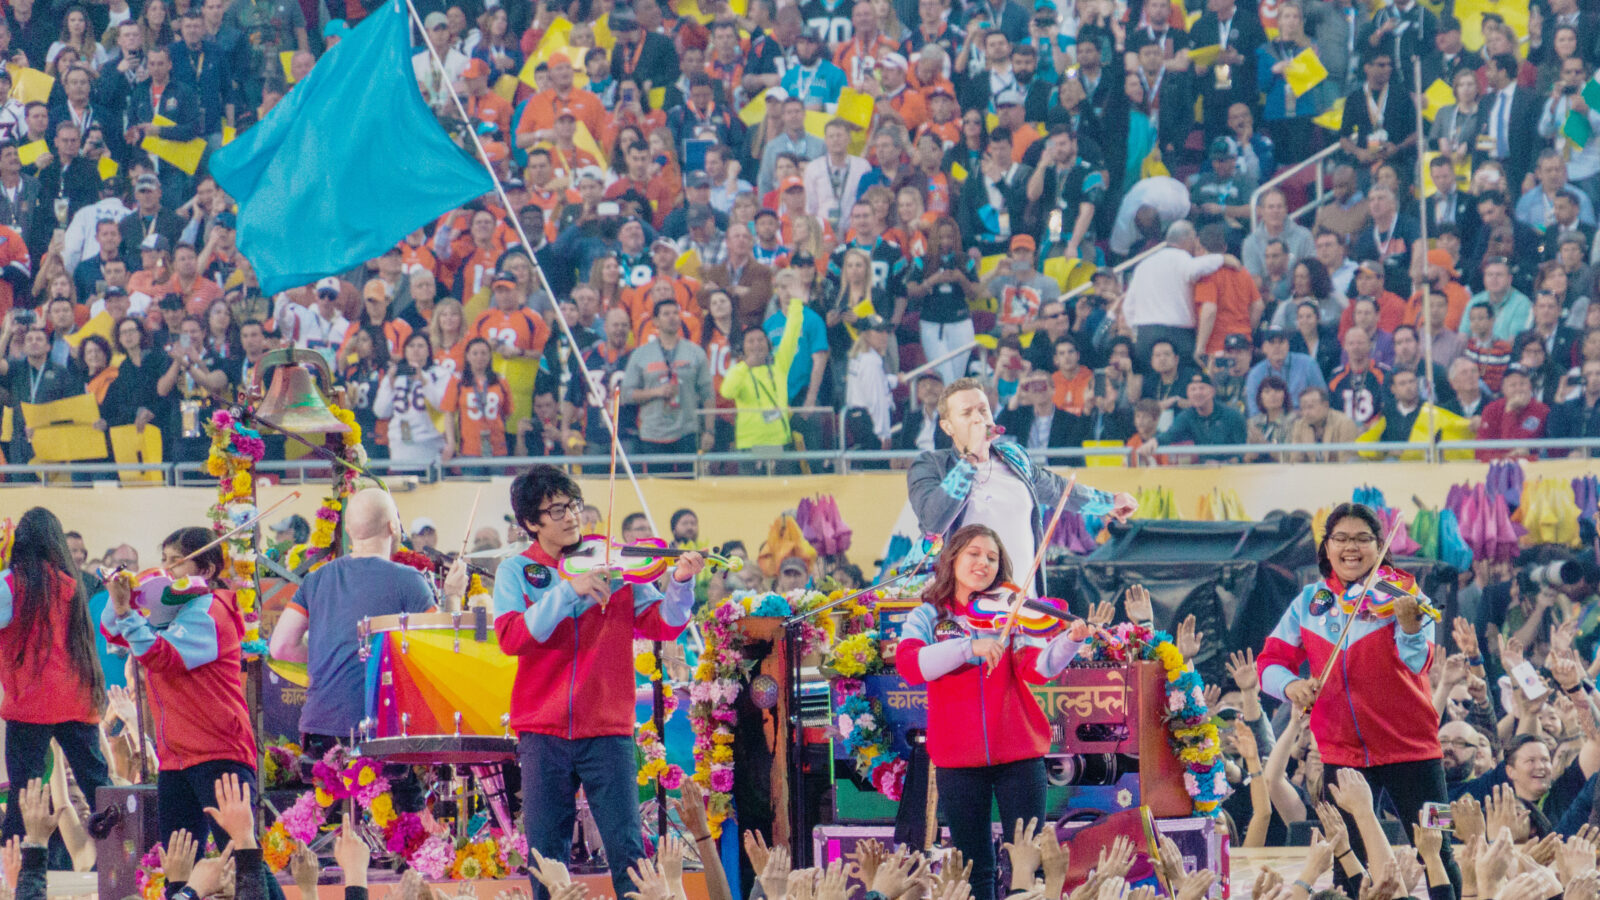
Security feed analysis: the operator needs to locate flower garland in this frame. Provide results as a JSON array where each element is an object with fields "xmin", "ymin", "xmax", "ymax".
[
  {"xmin": 832, "ymin": 679, "xmax": 907, "ymax": 800},
  {"xmin": 689, "ymin": 600, "xmax": 748, "ymax": 836},
  {"xmin": 634, "ymin": 643, "xmax": 686, "ymax": 791},
  {"xmin": 263, "ymin": 737, "xmax": 304, "ymax": 790},
  {"xmin": 205, "ymin": 410, "xmax": 267, "ymax": 649},
  {"xmin": 1078, "ymin": 623, "xmax": 1231, "ymax": 816}
]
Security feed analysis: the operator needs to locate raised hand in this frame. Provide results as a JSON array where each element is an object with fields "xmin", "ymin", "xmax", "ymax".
[
  {"xmin": 1558, "ymin": 836, "xmax": 1599, "ymax": 886},
  {"xmin": 1451, "ymin": 795, "xmax": 1486, "ymax": 845},
  {"xmin": 1123, "ymin": 585, "xmax": 1154, "ymax": 624},
  {"xmin": 529, "ymin": 849, "xmax": 573, "ymax": 891},
  {"xmin": 1313, "ymin": 803, "xmax": 1351, "ymax": 858},
  {"xmin": 788, "ymin": 869, "xmax": 818, "ymax": 900},
  {"xmin": 1453, "ymin": 617, "xmax": 1481, "ymax": 660},
  {"xmin": 1252, "ymin": 868, "xmax": 1284, "ymax": 900},
  {"xmin": 745, "ymin": 831, "xmax": 774, "ymax": 875},
  {"xmin": 290, "ymin": 842, "xmax": 320, "ymax": 896},
  {"xmin": 160, "ymin": 830, "xmax": 199, "ymax": 884},
  {"xmin": 672, "ymin": 778, "xmax": 711, "ymax": 841},
  {"xmin": 1037, "ymin": 824, "xmax": 1069, "ymax": 891},
  {"xmin": 1, "ymin": 837, "xmax": 18, "ymax": 895},
  {"xmin": 930, "ymin": 879, "xmax": 972, "ymax": 900},
  {"xmin": 203, "ymin": 772, "xmax": 256, "ymax": 850},
  {"xmin": 551, "ymin": 884, "xmax": 590, "ymax": 900},
  {"xmin": 1329, "ymin": 769, "xmax": 1375, "ymax": 816},
  {"xmin": 1175, "ymin": 869, "xmax": 1215, "ymax": 900},
  {"xmin": 936, "ymin": 850, "xmax": 974, "ymax": 890},
  {"xmin": 1227, "ymin": 649, "xmax": 1258, "ymax": 693},
  {"xmin": 871, "ymin": 850, "xmax": 927, "ymax": 900},
  {"xmin": 1301, "ymin": 829, "xmax": 1336, "ymax": 886},
  {"xmin": 1003, "ymin": 818, "xmax": 1044, "ymax": 888},
  {"xmin": 1413, "ymin": 816, "xmax": 1443, "ymax": 864},
  {"xmin": 658, "ymin": 835, "xmax": 688, "ymax": 900},
  {"xmin": 1093, "ymin": 836, "xmax": 1135, "ymax": 884},
  {"xmin": 759, "ymin": 843, "xmax": 793, "ymax": 900},
  {"xmin": 815, "ymin": 860, "xmax": 853, "ymax": 900},
  {"xmin": 845, "ymin": 838, "xmax": 884, "ymax": 887},
  {"xmin": 334, "ymin": 815, "xmax": 369, "ymax": 888},
  {"xmin": 188, "ymin": 842, "xmax": 236, "ymax": 900},
  {"xmin": 1175, "ymin": 615, "xmax": 1203, "ymax": 660},
  {"xmin": 1086, "ymin": 601, "xmax": 1116, "ymax": 627},
  {"xmin": 1486, "ymin": 784, "xmax": 1530, "ymax": 843},
  {"xmin": 1476, "ymin": 829, "xmax": 1516, "ymax": 899},
  {"xmin": 626, "ymin": 857, "xmax": 674, "ymax": 900},
  {"xmin": 17, "ymin": 779, "xmax": 60, "ymax": 848}
]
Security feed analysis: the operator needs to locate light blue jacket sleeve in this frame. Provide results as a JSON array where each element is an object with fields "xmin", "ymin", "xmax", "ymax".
[
  {"xmin": 106, "ymin": 597, "xmax": 221, "ymax": 670},
  {"xmin": 0, "ymin": 571, "xmax": 13, "ymax": 630},
  {"xmin": 631, "ymin": 572, "xmax": 697, "ymax": 627},
  {"xmin": 1395, "ymin": 602, "xmax": 1435, "ymax": 674},
  {"xmin": 491, "ymin": 555, "xmax": 585, "ymax": 644},
  {"xmin": 1035, "ymin": 633, "xmax": 1085, "ymax": 679}
]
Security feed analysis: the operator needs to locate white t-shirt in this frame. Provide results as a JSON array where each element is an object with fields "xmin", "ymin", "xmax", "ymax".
[
  {"xmin": 960, "ymin": 459, "xmax": 1036, "ymax": 593},
  {"xmin": 374, "ymin": 366, "xmax": 454, "ymax": 448},
  {"xmin": 276, "ymin": 303, "xmax": 350, "ymax": 366}
]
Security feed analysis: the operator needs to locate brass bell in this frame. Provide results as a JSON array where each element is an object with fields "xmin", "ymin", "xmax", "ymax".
[{"xmin": 253, "ymin": 349, "xmax": 351, "ymax": 435}]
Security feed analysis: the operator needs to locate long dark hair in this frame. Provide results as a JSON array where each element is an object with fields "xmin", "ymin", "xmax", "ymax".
[
  {"xmin": 9, "ymin": 507, "xmax": 105, "ymax": 712},
  {"xmin": 920, "ymin": 524, "xmax": 1012, "ymax": 611},
  {"xmin": 462, "ymin": 337, "xmax": 502, "ymax": 387},
  {"xmin": 161, "ymin": 526, "xmax": 224, "ymax": 579},
  {"xmin": 1316, "ymin": 503, "xmax": 1393, "ymax": 580}
]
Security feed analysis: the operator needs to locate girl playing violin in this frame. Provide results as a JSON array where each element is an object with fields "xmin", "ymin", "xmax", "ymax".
[
  {"xmin": 895, "ymin": 524, "xmax": 1093, "ymax": 900},
  {"xmin": 1257, "ymin": 503, "xmax": 1456, "ymax": 895}
]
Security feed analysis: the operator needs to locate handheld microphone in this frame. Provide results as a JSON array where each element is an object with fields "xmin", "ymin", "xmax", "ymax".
[{"xmin": 987, "ymin": 424, "xmax": 1006, "ymax": 436}]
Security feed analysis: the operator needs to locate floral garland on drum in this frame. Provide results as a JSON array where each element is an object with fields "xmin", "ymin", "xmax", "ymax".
[{"xmin": 1077, "ymin": 622, "xmax": 1231, "ymax": 815}]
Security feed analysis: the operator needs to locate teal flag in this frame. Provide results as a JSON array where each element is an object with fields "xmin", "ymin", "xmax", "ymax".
[{"xmin": 211, "ymin": 0, "xmax": 492, "ymax": 294}]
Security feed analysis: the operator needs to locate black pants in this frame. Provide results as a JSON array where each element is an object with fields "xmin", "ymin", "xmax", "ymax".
[
  {"xmin": 1, "ymin": 720, "xmax": 110, "ymax": 841},
  {"xmin": 1325, "ymin": 759, "xmax": 1460, "ymax": 898},
  {"xmin": 156, "ymin": 758, "xmax": 258, "ymax": 851},
  {"xmin": 937, "ymin": 758, "xmax": 1046, "ymax": 900}
]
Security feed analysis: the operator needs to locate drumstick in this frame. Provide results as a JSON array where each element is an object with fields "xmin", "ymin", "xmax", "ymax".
[
  {"xmin": 458, "ymin": 486, "xmax": 483, "ymax": 558},
  {"xmin": 178, "ymin": 491, "xmax": 302, "ymax": 566},
  {"xmin": 999, "ymin": 473, "xmax": 1076, "ymax": 646},
  {"xmin": 1306, "ymin": 517, "xmax": 1405, "ymax": 711}
]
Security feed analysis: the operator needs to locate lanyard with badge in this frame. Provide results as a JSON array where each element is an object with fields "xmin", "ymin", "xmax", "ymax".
[
  {"xmin": 751, "ymin": 363, "xmax": 790, "ymax": 432},
  {"xmin": 26, "ymin": 363, "xmax": 45, "ymax": 403}
]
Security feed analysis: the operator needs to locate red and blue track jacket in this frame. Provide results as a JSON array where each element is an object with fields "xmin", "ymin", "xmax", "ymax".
[
  {"xmin": 493, "ymin": 543, "xmax": 694, "ymax": 740},
  {"xmin": 1257, "ymin": 578, "xmax": 1440, "ymax": 769},
  {"xmin": 895, "ymin": 599, "xmax": 1083, "ymax": 769},
  {"xmin": 101, "ymin": 590, "xmax": 257, "ymax": 771}
]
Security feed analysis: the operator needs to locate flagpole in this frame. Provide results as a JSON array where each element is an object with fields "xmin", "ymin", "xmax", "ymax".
[
  {"xmin": 1414, "ymin": 56, "xmax": 1437, "ymax": 464},
  {"xmin": 403, "ymin": 0, "xmax": 659, "ymax": 534}
]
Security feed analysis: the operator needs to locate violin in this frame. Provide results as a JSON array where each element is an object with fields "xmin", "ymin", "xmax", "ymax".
[
  {"xmin": 1317, "ymin": 565, "xmax": 1443, "ymax": 622},
  {"xmin": 556, "ymin": 535, "xmax": 744, "ymax": 585},
  {"xmin": 98, "ymin": 567, "xmax": 212, "ymax": 631},
  {"xmin": 963, "ymin": 582, "xmax": 1074, "ymax": 637}
]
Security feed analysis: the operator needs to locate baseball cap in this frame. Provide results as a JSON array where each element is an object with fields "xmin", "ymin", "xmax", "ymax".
[
  {"xmin": 928, "ymin": 84, "xmax": 955, "ymax": 99},
  {"xmin": 653, "ymin": 236, "xmax": 679, "ymax": 251},
  {"xmin": 423, "ymin": 11, "xmax": 447, "ymax": 29},
  {"xmin": 779, "ymin": 556, "xmax": 808, "ymax": 575},
  {"xmin": 1223, "ymin": 333, "xmax": 1251, "ymax": 352},
  {"xmin": 462, "ymin": 58, "xmax": 489, "ymax": 79},
  {"xmin": 780, "ymin": 175, "xmax": 805, "ymax": 193},
  {"xmin": 879, "ymin": 52, "xmax": 907, "ymax": 70},
  {"xmin": 315, "ymin": 276, "xmax": 340, "ymax": 295},
  {"xmin": 994, "ymin": 88, "xmax": 1024, "ymax": 107},
  {"xmin": 549, "ymin": 51, "xmax": 571, "ymax": 66},
  {"xmin": 1208, "ymin": 137, "xmax": 1234, "ymax": 161},
  {"xmin": 575, "ymin": 165, "xmax": 605, "ymax": 183},
  {"xmin": 765, "ymin": 87, "xmax": 790, "ymax": 103},
  {"xmin": 134, "ymin": 173, "xmax": 161, "ymax": 192},
  {"xmin": 503, "ymin": 174, "xmax": 526, "ymax": 190},
  {"xmin": 859, "ymin": 313, "xmax": 893, "ymax": 331},
  {"xmin": 596, "ymin": 201, "xmax": 621, "ymax": 216},
  {"xmin": 799, "ymin": 25, "xmax": 826, "ymax": 42},
  {"xmin": 140, "ymin": 233, "xmax": 170, "ymax": 253},
  {"xmin": 1009, "ymin": 234, "xmax": 1036, "ymax": 253},
  {"xmin": 1259, "ymin": 328, "xmax": 1291, "ymax": 343},
  {"xmin": 410, "ymin": 517, "xmax": 437, "ymax": 535},
  {"xmin": 363, "ymin": 279, "xmax": 388, "ymax": 300},
  {"xmin": 104, "ymin": 284, "xmax": 128, "ymax": 298},
  {"xmin": 555, "ymin": 106, "xmax": 577, "ymax": 120},
  {"xmin": 214, "ymin": 211, "xmax": 237, "ymax": 229},
  {"xmin": 1426, "ymin": 247, "xmax": 1458, "ymax": 276},
  {"xmin": 1187, "ymin": 371, "xmax": 1213, "ymax": 388},
  {"xmin": 687, "ymin": 170, "xmax": 711, "ymax": 189},
  {"xmin": 490, "ymin": 270, "xmax": 518, "ymax": 289}
]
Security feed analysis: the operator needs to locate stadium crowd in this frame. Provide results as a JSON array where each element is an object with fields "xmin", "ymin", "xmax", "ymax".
[{"xmin": 2, "ymin": 0, "xmax": 1600, "ymax": 474}]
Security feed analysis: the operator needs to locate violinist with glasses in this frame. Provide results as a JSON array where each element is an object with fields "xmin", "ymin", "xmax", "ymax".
[{"xmin": 492, "ymin": 465, "xmax": 705, "ymax": 900}]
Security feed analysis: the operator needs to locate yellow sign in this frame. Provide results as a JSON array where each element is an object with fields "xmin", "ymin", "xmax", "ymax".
[
  {"xmin": 1422, "ymin": 78, "xmax": 1455, "ymax": 123},
  {"xmin": 648, "ymin": 86, "xmax": 666, "ymax": 109},
  {"xmin": 739, "ymin": 88, "xmax": 772, "ymax": 126},
  {"xmin": 493, "ymin": 74, "xmax": 518, "ymax": 102},
  {"xmin": 109, "ymin": 423, "xmax": 164, "ymax": 483},
  {"xmin": 1313, "ymin": 97, "xmax": 1344, "ymax": 132},
  {"xmin": 222, "ymin": 125, "xmax": 237, "ymax": 145},
  {"xmin": 97, "ymin": 156, "xmax": 119, "ymax": 180},
  {"xmin": 280, "ymin": 50, "xmax": 296, "ymax": 82},
  {"xmin": 22, "ymin": 394, "xmax": 105, "ymax": 464},
  {"xmin": 572, "ymin": 120, "xmax": 607, "ymax": 170},
  {"xmin": 1283, "ymin": 48, "xmax": 1327, "ymax": 98},
  {"xmin": 1188, "ymin": 44, "xmax": 1221, "ymax": 68},
  {"xmin": 142, "ymin": 134, "xmax": 208, "ymax": 175},
  {"xmin": 4, "ymin": 66, "xmax": 53, "ymax": 104},
  {"xmin": 15, "ymin": 140, "xmax": 47, "ymax": 167}
]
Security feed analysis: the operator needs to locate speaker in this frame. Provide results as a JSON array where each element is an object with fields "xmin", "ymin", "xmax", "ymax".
[{"xmin": 94, "ymin": 785, "xmax": 161, "ymax": 900}]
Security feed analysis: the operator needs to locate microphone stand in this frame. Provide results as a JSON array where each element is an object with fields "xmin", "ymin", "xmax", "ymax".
[{"xmin": 778, "ymin": 558, "xmax": 935, "ymax": 861}]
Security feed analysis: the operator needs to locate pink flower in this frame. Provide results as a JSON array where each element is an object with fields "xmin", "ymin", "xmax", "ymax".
[
  {"xmin": 211, "ymin": 410, "xmax": 234, "ymax": 429},
  {"xmin": 659, "ymin": 765, "xmax": 685, "ymax": 790},
  {"xmin": 280, "ymin": 792, "xmax": 327, "ymax": 845},
  {"xmin": 384, "ymin": 813, "xmax": 427, "ymax": 858},
  {"xmin": 710, "ymin": 768, "xmax": 735, "ymax": 793},
  {"xmin": 409, "ymin": 835, "xmax": 454, "ymax": 880}
]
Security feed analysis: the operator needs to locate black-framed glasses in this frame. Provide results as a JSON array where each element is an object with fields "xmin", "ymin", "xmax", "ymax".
[
  {"xmin": 539, "ymin": 500, "xmax": 582, "ymax": 520},
  {"xmin": 1328, "ymin": 533, "xmax": 1378, "ymax": 546}
]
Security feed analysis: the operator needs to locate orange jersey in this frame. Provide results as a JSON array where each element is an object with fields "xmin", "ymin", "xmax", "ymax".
[
  {"xmin": 340, "ymin": 319, "xmax": 414, "ymax": 361},
  {"xmin": 445, "ymin": 235, "xmax": 506, "ymax": 298},
  {"xmin": 833, "ymin": 34, "xmax": 899, "ymax": 87},
  {"xmin": 435, "ymin": 337, "xmax": 469, "ymax": 379},
  {"xmin": 920, "ymin": 116, "xmax": 961, "ymax": 149},
  {"xmin": 470, "ymin": 306, "xmax": 551, "ymax": 358},
  {"xmin": 543, "ymin": 143, "xmax": 601, "ymax": 182},
  {"xmin": 399, "ymin": 242, "xmax": 437, "ymax": 277},
  {"xmin": 881, "ymin": 88, "xmax": 927, "ymax": 132},
  {"xmin": 525, "ymin": 184, "xmax": 581, "ymax": 215},
  {"xmin": 451, "ymin": 374, "xmax": 512, "ymax": 457},
  {"xmin": 1010, "ymin": 124, "xmax": 1039, "ymax": 163},
  {"xmin": 1052, "ymin": 366, "xmax": 1093, "ymax": 415},
  {"xmin": 518, "ymin": 88, "xmax": 606, "ymax": 141},
  {"xmin": 637, "ymin": 311, "xmax": 703, "ymax": 345},
  {"xmin": 0, "ymin": 225, "xmax": 27, "ymax": 316},
  {"xmin": 464, "ymin": 91, "xmax": 515, "ymax": 135}
]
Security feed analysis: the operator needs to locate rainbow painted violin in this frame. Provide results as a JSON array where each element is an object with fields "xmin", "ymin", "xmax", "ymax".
[
  {"xmin": 963, "ymin": 583, "xmax": 1072, "ymax": 637},
  {"xmin": 98, "ymin": 567, "xmax": 212, "ymax": 637},
  {"xmin": 556, "ymin": 535, "xmax": 744, "ymax": 585},
  {"xmin": 1313, "ymin": 565, "xmax": 1443, "ymax": 622}
]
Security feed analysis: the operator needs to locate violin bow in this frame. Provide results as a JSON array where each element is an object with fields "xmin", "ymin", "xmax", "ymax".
[
  {"xmin": 1305, "ymin": 517, "xmax": 1406, "ymax": 712},
  {"xmin": 458, "ymin": 486, "xmax": 484, "ymax": 559},
  {"xmin": 178, "ymin": 490, "xmax": 303, "ymax": 567},
  {"xmin": 601, "ymin": 386, "xmax": 623, "ymax": 608},
  {"xmin": 998, "ymin": 473, "xmax": 1076, "ymax": 647}
]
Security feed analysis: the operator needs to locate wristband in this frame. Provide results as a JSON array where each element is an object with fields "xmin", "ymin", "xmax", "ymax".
[
  {"xmin": 693, "ymin": 833, "xmax": 713, "ymax": 843},
  {"xmin": 1569, "ymin": 684, "xmax": 1585, "ymax": 695},
  {"xmin": 1468, "ymin": 655, "xmax": 1483, "ymax": 667},
  {"xmin": 1294, "ymin": 880, "xmax": 1314, "ymax": 893},
  {"xmin": 1339, "ymin": 850, "xmax": 1357, "ymax": 860}
]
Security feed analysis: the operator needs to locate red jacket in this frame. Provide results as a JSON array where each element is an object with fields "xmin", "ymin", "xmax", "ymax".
[
  {"xmin": 102, "ymin": 590, "xmax": 256, "ymax": 771},
  {"xmin": 0, "ymin": 568, "xmax": 99, "ymax": 725},
  {"xmin": 895, "ymin": 600, "xmax": 1054, "ymax": 769},
  {"xmin": 493, "ymin": 543, "xmax": 693, "ymax": 739},
  {"xmin": 1257, "ymin": 578, "xmax": 1439, "ymax": 769}
]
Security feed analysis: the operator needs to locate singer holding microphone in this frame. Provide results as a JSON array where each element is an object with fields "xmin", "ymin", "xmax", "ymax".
[{"xmin": 907, "ymin": 377, "xmax": 1137, "ymax": 596}]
